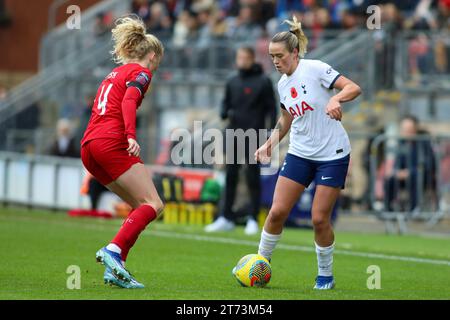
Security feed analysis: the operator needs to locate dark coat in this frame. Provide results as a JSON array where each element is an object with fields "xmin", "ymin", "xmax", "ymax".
[
  {"xmin": 49, "ymin": 137, "xmax": 79, "ymax": 158},
  {"xmin": 221, "ymin": 63, "xmax": 277, "ymax": 130}
]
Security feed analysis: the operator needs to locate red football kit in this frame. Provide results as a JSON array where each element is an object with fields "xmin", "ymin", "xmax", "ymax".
[{"xmin": 81, "ymin": 63, "xmax": 152, "ymax": 185}]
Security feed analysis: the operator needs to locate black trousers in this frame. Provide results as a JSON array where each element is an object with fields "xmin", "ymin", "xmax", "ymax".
[
  {"xmin": 88, "ymin": 178, "xmax": 108, "ymax": 210},
  {"xmin": 220, "ymin": 163, "xmax": 261, "ymax": 221},
  {"xmin": 384, "ymin": 172, "xmax": 418, "ymax": 212}
]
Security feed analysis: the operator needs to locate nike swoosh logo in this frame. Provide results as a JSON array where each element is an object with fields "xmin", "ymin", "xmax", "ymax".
[{"xmin": 321, "ymin": 176, "xmax": 333, "ymax": 180}]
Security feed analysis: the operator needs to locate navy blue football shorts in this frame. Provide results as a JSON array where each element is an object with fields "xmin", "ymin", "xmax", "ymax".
[{"xmin": 279, "ymin": 153, "xmax": 350, "ymax": 189}]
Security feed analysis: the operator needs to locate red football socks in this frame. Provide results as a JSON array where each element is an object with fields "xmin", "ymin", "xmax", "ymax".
[{"xmin": 111, "ymin": 204, "xmax": 157, "ymax": 261}]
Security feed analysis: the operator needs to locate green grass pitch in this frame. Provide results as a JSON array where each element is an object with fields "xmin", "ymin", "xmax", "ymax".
[{"xmin": 0, "ymin": 207, "xmax": 449, "ymax": 300}]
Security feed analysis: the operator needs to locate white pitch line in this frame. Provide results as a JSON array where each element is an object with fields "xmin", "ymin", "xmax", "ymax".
[
  {"xmin": 2, "ymin": 214, "xmax": 450, "ymax": 267},
  {"xmin": 150, "ymin": 230, "xmax": 450, "ymax": 267}
]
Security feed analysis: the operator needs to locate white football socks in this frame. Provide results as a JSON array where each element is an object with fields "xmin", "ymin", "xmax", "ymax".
[
  {"xmin": 106, "ymin": 244, "xmax": 126, "ymax": 266},
  {"xmin": 106, "ymin": 243, "xmax": 122, "ymax": 254},
  {"xmin": 258, "ymin": 229, "xmax": 282, "ymax": 261},
  {"xmin": 315, "ymin": 242, "xmax": 335, "ymax": 277}
]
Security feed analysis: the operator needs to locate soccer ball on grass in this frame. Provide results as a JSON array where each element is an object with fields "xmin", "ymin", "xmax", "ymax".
[{"xmin": 232, "ymin": 254, "xmax": 271, "ymax": 287}]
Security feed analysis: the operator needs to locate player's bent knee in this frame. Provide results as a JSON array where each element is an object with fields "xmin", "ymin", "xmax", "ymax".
[
  {"xmin": 268, "ymin": 207, "xmax": 289, "ymax": 226},
  {"xmin": 311, "ymin": 215, "xmax": 331, "ymax": 230}
]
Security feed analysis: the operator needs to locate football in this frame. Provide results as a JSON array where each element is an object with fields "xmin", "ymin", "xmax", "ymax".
[{"xmin": 232, "ymin": 254, "xmax": 272, "ymax": 287}]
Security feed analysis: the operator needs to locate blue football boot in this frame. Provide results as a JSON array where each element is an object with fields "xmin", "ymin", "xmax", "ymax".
[
  {"xmin": 314, "ymin": 275, "xmax": 335, "ymax": 290},
  {"xmin": 96, "ymin": 247, "xmax": 131, "ymax": 282},
  {"xmin": 103, "ymin": 267, "xmax": 144, "ymax": 289}
]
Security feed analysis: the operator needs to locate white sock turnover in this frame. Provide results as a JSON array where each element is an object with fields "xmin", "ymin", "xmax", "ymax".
[
  {"xmin": 315, "ymin": 242, "xmax": 335, "ymax": 277},
  {"xmin": 106, "ymin": 243, "xmax": 122, "ymax": 254}
]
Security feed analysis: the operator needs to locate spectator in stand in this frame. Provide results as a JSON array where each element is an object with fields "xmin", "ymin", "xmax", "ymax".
[
  {"xmin": 309, "ymin": 8, "xmax": 336, "ymax": 49},
  {"xmin": 164, "ymin": 0, "xmax": 178, "ymax": 22},
  {"xmin": 147, "ymin": 1, "xmax": 173, "ymax": 38},
  {"xmin": 275, "ymin": 0, "xmax": 303, "ymax": 20},
  {"xmin": 183, "ymin": 9, "xmax": 200, "ymax": 43},
  {"xmin": 408, "ymin": 32, "xmax": 432, "ymax": 81},
  {"xmin": 129, "ymin": 0, "xmax": 450, "ymax": 44},
  {"xmin": 220, "ymin": 0, "xmax": 241, "ymax": 17},
  {"xmin": 384, "ymin": 115, "xmax": 436, "ymax": 212},
  {"xmin": 404, "ymin": 0, "xmax": 438, "ymax": 30},
  {"xmin": 435, "ymin": 0, "xmax": 450, "ymax": 75},
  {"xmin": 195, "ymin": 1, "xmax": 215, "ymax": 49},
  {"xmin": 434, "ymin": 36, "xmax": 449, "ymax": 74},
  {"xmin": 437, "ymin": 0, "xmax": 450, "ymax": 29},
  {"xmin": 195, "ymin": 2, "xmax": 230, "ymax": 68},
  {"xmin": 258, "ymin": 0, "xmax": 276, "ymax": 28},
  {"xmin": 227, "ymin": 3, "xmax": 263, "ymax": 43},
  {"xmin": 393, "ymin": 0, "xmax": 422, "ymax": 13},
  {"xmin": 340, "ymin": 8, "xmax": 361, "ymax": 31},
  {"xmin": 172, "ymin": 9, "xmax": 200, "ymax": 68},
  {"xmin": 373, "ymin": 3, "xmax": 403, "ymax": 89},
  {"xmin": 132, "ymin": 0, "xmax": 151, "ymax": 24},
  {"xmin": 209, "ymin": 7, "xmax": 229, "ymax": 39},
  {"xmin": 93, "ymin": 11, "xmax": 113, "ymax": 37},
  {"xmin": 255, "ymin": 28, "xmax": 272, "ymax": 72},
  {"xmin": 381, "ymin": 3, "xmax": 404, "ymax": 33},
  {"xmin": 172, "ymin": 9, "xmax": 192, "ymax": 48},
  {"xmin": 49, "ymin": 118, "xmax": 79, "ymax": 158}
]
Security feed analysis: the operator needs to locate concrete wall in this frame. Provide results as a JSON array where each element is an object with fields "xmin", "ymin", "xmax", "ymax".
[{"xmin": 0, "ymin": 0, "xmax": 101, "ymax": 85}]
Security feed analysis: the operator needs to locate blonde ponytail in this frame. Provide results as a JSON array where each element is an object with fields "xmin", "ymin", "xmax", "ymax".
[
  {"xmin": 271, "ymin": 15, "xmax": 308, "ymax": 58},
  {"xmin": 111, "ymin": 16, "xmax": 164, "ymax": 64}
]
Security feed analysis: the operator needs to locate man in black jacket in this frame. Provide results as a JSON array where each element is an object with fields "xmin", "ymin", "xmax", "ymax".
[{"xmin": 205, "ymin": 46, "xmax": 277, "ymax": 235}]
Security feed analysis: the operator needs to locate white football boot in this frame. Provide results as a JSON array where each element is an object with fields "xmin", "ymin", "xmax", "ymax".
[
  {"xmin": 244, "ymin": 218, "xmax": 259, "ymax": 235},
  {"xmin": 204, "ymin": 216, "xmax": 235, "ymax": 232}
]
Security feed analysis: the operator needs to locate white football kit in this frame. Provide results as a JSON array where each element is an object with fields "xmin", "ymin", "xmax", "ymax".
[{"xmin": 278, "ymin": 59, "xmax": 351, "ymax": 161}]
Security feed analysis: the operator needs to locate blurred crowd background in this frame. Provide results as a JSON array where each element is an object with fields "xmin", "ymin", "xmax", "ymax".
[{"xmin": 0, "ymin": 0, "xmax": 449, "ymax": 232}]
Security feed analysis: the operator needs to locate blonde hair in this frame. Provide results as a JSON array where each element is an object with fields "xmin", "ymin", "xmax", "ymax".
[
  {"xmin": 111, "ymin": 16, "xmax": 164, "ymax": 64},
  {"xmin": 271, "ymin": 15, "xmax": 308, "ymax": 58}
]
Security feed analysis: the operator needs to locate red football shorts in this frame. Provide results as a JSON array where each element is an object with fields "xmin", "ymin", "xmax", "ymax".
[{"xmin": 81, "ymin": 138, "xmax": 143, "ymax": 186}]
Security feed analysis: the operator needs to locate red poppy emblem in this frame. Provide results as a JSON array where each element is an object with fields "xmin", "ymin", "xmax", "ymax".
[{"xmin": 291, "ymin": 87, "xmax": 298, "ymax": 98}]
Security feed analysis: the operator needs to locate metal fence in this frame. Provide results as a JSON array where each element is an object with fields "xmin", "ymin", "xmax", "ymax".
[
  {"xmin": 0, "ymin": 151, "xmax": 216, "ymax": 211},
  {"xmin": 395, "ymin": 31, "xmax": 450, "ymax": 89},
  {"xmin": 40, "ymin": 0, "xmax": 130, "ymax": 68},
  {"xmin": 368, "ymin": 134, "xmax": 450, "ymax": 233},
  {"xmin": 1, "ymin": 130, "xmax": 449, "ymax": 233},
  {"xmin": 151, "ymin": 29, "xmax": 376, "ymax": 108},
  {"xmin": 316, "ymin": 30, "xmax": 377, "ymax": 107},
  {"xmin": 394, "ymin": 31, "xmax": 450, "ymax": 122},
  {"xmin": 0, "ymin": 152, "xmax": 88, "ymax": 210},
  {"xmin": 0, "ymin": 27, "xmax": 379, "ymax": 157}
]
